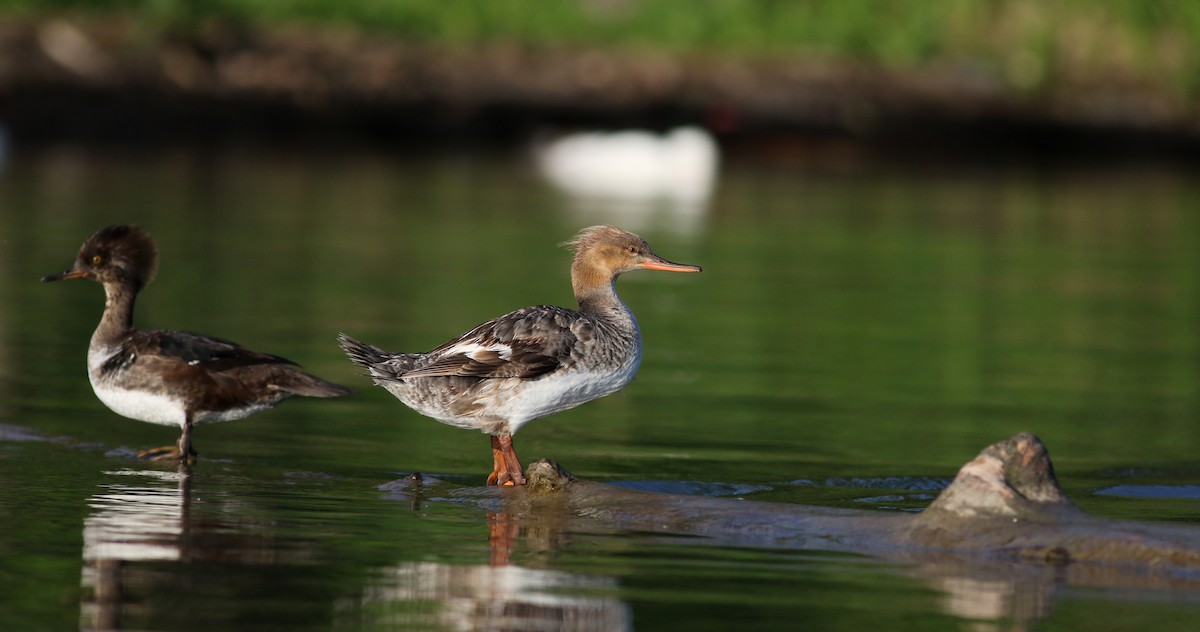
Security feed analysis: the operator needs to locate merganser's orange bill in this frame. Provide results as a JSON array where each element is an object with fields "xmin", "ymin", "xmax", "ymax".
[{"xmin": 641, "ymin": 257, "xmax": 702, "ymax": 273}]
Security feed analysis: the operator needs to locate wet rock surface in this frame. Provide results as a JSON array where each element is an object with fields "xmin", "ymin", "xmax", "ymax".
[
  {"xmin": 379, "ymin": 436, "xmax": 1200, "ymax": 625},
  {"xmin": 461, "ymin": 433, "xmax": 1200, "ymax": 581}
]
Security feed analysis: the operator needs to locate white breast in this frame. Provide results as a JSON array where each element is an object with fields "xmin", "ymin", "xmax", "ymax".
[
  {"xmin": 88, "ymin": 345, "xmax": 185, "ymax": 427},
  {"xmin": 510, "ymin": 363, "xmax": 639, "ymax": 429},
  {"xmin": 493, "ymin": 343, "xmax": 643, "ymax": 434},
  {"xmin": 89, "ymin": 379, "xmax": 187, "ymax": 427}
]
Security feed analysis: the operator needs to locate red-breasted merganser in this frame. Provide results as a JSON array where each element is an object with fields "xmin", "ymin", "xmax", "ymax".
[
  {"xmin": 338, "ymin": 225, "xmax": 701, "ymax": 486},
  {"xmin": 42, "ymin": 225, "xmax": 353, "ymax": 462}
]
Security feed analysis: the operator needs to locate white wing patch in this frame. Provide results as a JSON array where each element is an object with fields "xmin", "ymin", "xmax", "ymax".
[{"xmin": 446, "ymin": 341, "xmax": 514, "ymax": 361}]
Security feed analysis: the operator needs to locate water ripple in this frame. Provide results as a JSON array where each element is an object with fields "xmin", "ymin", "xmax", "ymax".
[{"xmin": 1095, "ymin": 485, "xmax": 1200, "ymax": 499}]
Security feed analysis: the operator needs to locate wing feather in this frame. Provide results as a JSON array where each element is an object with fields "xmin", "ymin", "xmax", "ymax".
[
  {"xmin": 127, "ymin": 329, "xmax": 298, "ymax": 371},
  {"xmin": 403, "ymin": 306, "xmax": 589, "ymax": 380}
]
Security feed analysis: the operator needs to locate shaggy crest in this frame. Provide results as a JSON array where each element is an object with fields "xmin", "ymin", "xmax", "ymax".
[
  {"xmin": 560, "ymin": 225, "xmax": 652, "ymax": 265},
  {"xmin": 561, "ymin": 225, "xmax": 637, "ymax": 250}
]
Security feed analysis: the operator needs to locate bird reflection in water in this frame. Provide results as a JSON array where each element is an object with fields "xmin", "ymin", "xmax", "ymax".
[
  {"xmin": 81, "ymin": 466, "xmax": 191, "ymax": 630},
  {"xmin": 78, "ymin": 464, "xmax": 282, "ymax": 630},
  {"xmin": 344, "ymin": 559, "xmax": 631, "ymax": 631},
  {"xmin": 344, "ymin": 476, "xmax": 630, "ymax": 631}
]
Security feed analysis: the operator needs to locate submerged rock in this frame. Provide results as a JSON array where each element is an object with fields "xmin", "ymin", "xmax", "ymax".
[
  {"xmin": 474, "ymin": 433, "xmax": 1200, "ymax": 578},
  {"xmin": 921, "ymin": 432, "xmax": 1078, "ymax": 519},
  {"xmin": 897, "ymin": 433, "xmax": 1200, "ymax": 570}
]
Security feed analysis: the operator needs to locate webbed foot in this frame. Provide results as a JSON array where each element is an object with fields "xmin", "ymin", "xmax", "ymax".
[
  {"xmin": 136, "ymin": 445, "xmax": 197, "ymax": 464},
  {"xmin": 487, "ymin": 434, "xmax": 526, "ymax": 486}
]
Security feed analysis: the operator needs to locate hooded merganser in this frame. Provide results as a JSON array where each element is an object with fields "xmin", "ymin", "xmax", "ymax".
[
  {"xmin": 43, "ymin": 225, "xmax": 353, "ymax": 462},
  {"xmin": 339, "ymin": 226, "xmax": 700, "ymax": 486}
]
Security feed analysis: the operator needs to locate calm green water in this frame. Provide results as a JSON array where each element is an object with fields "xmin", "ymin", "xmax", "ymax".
[{"xmin": 2, "ymin": 144, "xmax": 1200, "ymax": 629}]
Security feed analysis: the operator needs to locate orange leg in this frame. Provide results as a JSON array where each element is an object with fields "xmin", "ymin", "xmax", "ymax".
[
  {"xmin": 486, "ymin": 438, "xmax": 505, "ymax": 485},
  {"xmin": 486, "ymin": 434, "xmax": 526, "ymax": 486}
]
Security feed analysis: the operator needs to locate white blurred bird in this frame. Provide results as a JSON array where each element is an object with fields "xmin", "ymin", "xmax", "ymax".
[{"xmin": 537, "ymin": 126, "xmax": 719, "ymax": 204}]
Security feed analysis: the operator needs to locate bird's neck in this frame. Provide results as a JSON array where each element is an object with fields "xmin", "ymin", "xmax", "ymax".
[
  {"xmin": 576, "ymin": 276, "xmax": 639, "ymax": 335},
  {"xmin": 573, "ymin": 268, "xmax": 622, "ymax": 313},
  {"xmin": 92, "ymin": 281, "xmax": 137, "ymax": 348}
]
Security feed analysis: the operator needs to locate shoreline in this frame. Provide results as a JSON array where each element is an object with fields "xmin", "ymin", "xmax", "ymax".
[{"xmin": 4, "ymin": 18, "xmax": 1199, "ymax": 162}]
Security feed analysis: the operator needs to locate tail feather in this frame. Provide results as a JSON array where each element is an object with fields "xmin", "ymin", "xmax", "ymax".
[
  {"xmin": 279, "ymin": 370, "xmax": 355, "ymax": 398},
  {"xmin": 338, "ymin": 332, "xmax": 389, "ymax": 368},
  {"xmin": 338, "ymin": 332, "xmax": 412, "ymax": 381}
]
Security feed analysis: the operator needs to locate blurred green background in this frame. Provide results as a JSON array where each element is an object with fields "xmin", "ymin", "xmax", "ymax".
[{"xmin": 3, "ymin": 0, "xmax": 1200, "ymax": 151}]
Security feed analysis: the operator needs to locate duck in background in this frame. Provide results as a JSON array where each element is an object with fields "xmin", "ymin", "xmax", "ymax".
[
  {"xmin": 535, "ymin": 127, "xmax": 719, "ymax": 235},
  {"xmin": 339, "ymin": 226, "xmax": 701, "ymax": 486},
  {"xmin": 42, "ymin": 225, "xmax": 353, "ymax": 462}
]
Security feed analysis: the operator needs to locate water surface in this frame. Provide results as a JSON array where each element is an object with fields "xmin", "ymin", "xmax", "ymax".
[{"xmin": 2, "ymin": 144, "xmax": 1200, "ymax": 629}]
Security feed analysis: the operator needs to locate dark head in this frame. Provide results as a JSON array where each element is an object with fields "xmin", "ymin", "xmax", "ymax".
[{"xmin": 42, "ymin": 225, "xmax": 159, "ymax": 291}]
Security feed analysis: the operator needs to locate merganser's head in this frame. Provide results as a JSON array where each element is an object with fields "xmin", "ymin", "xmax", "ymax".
[
  {"xmin": 42, "ymin": 224, "xmax": 159, "ymax": 291},
  {"xmin": 564, "ymin": 226, "xmax": 701, "ymax": 293}
]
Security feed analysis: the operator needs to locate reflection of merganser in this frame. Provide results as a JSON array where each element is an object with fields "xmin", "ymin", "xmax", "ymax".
[
  {"xmin": 339, "ymin": 226, "xmax": 701, "ymax": 486},
  {"xmin": 345, "ymin": 562, "xmax": 631, "ymax": 631},
  {"xmin": 82, "ymin": 469, "xmax": 190, "ymax": 563},
  {"xmin": 42, "ymin": 225, "xmax": 353, "ymax": 462},
  {"xmin": 537, "ymin": 126, "xmax": 719, "ymax": 202}
]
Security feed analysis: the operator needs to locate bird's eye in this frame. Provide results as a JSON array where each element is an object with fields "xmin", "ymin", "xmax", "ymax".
[
  {"xmin": 627, "ymin": 246, "xmax": 638, "ymax": 254},
  {"xmin": 91, "ymin": 254, "xmax": 102, "ymax": 265}
]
